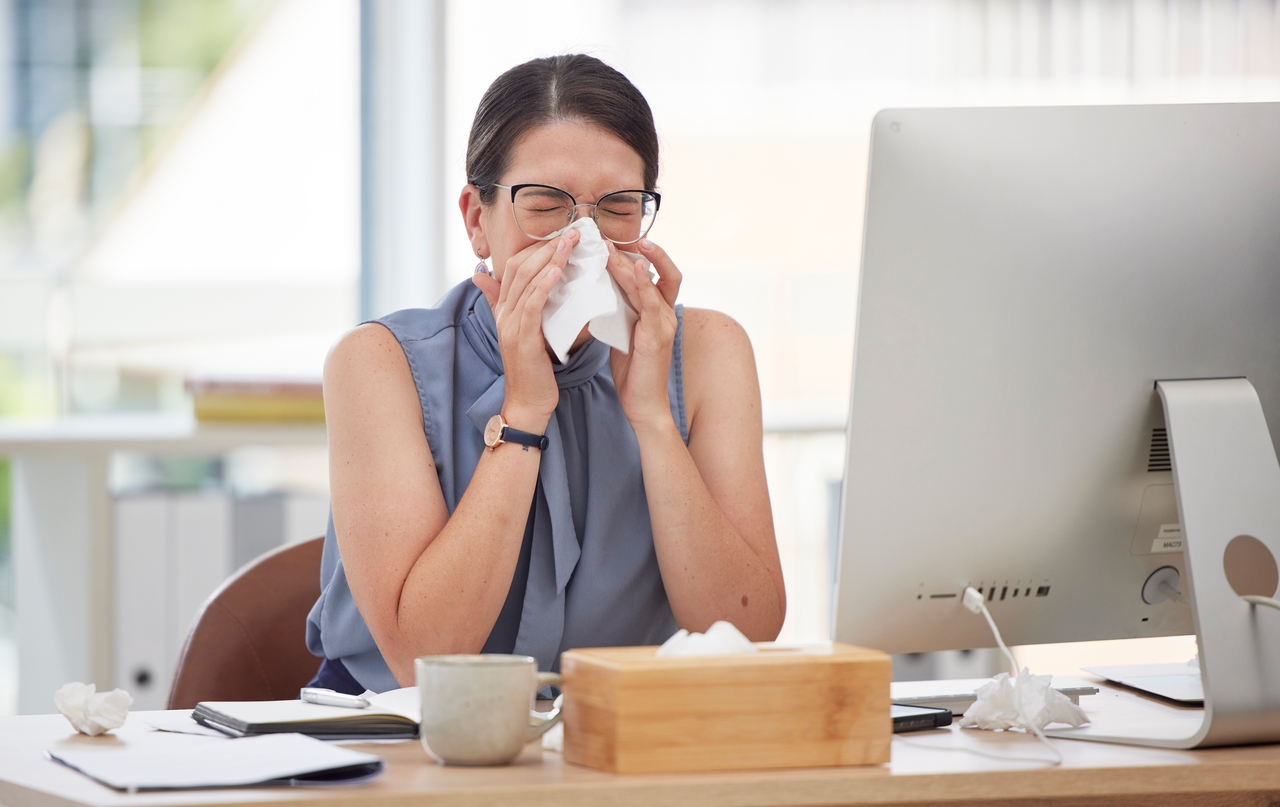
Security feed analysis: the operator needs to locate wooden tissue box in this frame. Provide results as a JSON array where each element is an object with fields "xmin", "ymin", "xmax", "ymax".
[{"xmin": 560, "ymin": 642, "xmax": 891, "ymax": 774}]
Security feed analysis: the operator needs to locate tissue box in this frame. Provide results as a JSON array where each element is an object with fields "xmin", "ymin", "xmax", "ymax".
[{"xmin": 561, "ymin": 642, "xmax": 891, "ymax": 774}]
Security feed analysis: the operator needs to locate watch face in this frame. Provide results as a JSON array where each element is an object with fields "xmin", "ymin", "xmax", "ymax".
[{"xmin": 484, "ymin": 414, "xmax": 505, "ymax": 448}]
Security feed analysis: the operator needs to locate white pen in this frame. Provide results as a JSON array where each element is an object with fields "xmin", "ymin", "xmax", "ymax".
[{"xmin": 300, "ymin": 687, "xmax": 370, "ymax": 709}]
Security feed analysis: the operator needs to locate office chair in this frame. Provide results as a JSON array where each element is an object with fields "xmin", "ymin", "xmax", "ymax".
[{"xmin": 166, "ymin": 536, "xmax": 325, "ymax": 709}]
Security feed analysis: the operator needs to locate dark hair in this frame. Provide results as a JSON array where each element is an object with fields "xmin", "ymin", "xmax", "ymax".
[{"xmin": 466, "ymin": 55, "xmax": 659, "ymax": 204}]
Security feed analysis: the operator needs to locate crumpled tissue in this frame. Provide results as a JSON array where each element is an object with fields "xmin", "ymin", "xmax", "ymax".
[
  {"xmin": 54, "ymin": 682, "xmax": 133, "ymax": 736},
  {"xmin": 656, "ymin": 620, "xmax": 758, "ymax": 657},
  {"xmin": 541, "ymin": 218, "xmax": 639, "ymax": 363},
  {"xmin": 540, "ymin": 693, "xmax": 565, "ymax": 752},
  {"xmin": 958, "ymin": 670, "xmax": 1089, "ymax": 732}
]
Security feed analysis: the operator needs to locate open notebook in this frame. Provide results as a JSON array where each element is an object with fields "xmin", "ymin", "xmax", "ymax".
[{"xmin": 194, "ymin": 687, "xmax": 420, "ymax": 740}]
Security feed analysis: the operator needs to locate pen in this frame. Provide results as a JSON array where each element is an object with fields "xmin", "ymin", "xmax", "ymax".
[{"xmin": 300, "ymin": 687, "xmax": 370, "ymax": 709}]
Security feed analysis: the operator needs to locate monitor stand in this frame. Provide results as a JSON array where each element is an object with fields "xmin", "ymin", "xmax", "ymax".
[{"xmin": 1047, "ymin": 378, "xmax": 1280, "ymax": 748}]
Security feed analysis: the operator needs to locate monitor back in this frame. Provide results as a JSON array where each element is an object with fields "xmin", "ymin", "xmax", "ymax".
[{"xmin": 834, "ymin": 102, "xmax": 1280, "ymax": 653}]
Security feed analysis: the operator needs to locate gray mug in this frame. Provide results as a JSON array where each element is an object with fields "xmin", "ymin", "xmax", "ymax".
[{"xmin": 415, "ymin": 654, "xmax": 561, "ymax": 765}]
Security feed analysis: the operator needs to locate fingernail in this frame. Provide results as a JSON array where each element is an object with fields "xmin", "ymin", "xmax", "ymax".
[
  {"xmin": 557, "ymin": 237, "xmax": 569, "ymax": 253},
  {"xmin": 606, "ymin": 241, "xmax": 617, "ymax": 255},
  {"xmin": 640, "ymin": 238, "xmax": 654, "ymax": 251}
]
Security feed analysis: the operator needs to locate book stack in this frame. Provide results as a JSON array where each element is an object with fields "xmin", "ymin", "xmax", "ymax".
[{"xmin": 186, "ymin": 376, "xmax": 324, "ymax": 423}]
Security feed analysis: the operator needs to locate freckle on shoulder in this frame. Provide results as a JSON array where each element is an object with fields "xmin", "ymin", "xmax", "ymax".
[
  {"xmin": 682, "ymin": 307, "xmax": 745, "ymax": 335},
  {"xmin": 330, "ymin": 323, "xmax": 399, "ymax": 364}
]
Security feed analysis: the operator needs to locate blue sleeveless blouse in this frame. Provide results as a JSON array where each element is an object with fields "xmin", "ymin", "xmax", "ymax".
[{"xmin": 306, "ymin": 279, "xmax": 685, "ymax": 691}]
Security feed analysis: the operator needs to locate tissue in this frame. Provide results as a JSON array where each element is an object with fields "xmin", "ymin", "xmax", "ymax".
[
  {"xmin": 655, "ymin": 621, "xmax": 758, "ymax": 657},
  {"xmin": 958, "ymin": 670, "xmax": 1089, "ymax": 732},
  {"xmin": 542, "ymin": 721, "xmax": 564, "ymax": 753},
  {"xmin": 54, "ymin": 682, "xmax": 132, "ymax": 736},
  {"xmin": 541, "ymin": 218, "xmax": 637, "ymax": 363}
]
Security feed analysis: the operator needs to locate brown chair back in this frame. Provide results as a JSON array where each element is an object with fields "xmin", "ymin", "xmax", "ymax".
[{"xmin": 166, "ymin": 536, "xmax": 325, "ymax": 709}]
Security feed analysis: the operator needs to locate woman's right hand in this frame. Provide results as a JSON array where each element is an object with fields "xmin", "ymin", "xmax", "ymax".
[{"xmin": 471, "ymin": 229, "xmax": 578, "ymax": 428}]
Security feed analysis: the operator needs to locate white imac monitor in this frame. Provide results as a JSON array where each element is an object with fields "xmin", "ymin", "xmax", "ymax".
[{"xmin": 832, "ymin": 102, "xmax": 1280, "ymax": 748}]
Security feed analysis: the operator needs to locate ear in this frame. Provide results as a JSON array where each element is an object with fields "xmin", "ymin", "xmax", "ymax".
[{"xmin": 459, "ymin": 184, "xmax": 490, "ymax": 259}]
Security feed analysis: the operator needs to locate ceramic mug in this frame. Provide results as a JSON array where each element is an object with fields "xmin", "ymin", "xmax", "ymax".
[{"xmin": 415, "ymin": 654, "xmax": 562, "ymax": 766}]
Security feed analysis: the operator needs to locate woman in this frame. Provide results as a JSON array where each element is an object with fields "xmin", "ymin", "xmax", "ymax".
[{"xmin": 306, "ymin": 54, "xmax": 784, "ymax": 693}]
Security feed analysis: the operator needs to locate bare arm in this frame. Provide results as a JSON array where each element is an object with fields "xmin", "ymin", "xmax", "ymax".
[
  {"xmin": 636, "ymin": 309, "xmax": 784, "ymax": 639},
  {"xmin": 328, "ymin": 232, "xmax": 577, "ymax": 687},
  {"xmin": 605, "ymin": 242, "xmax": 786, "ymax": 640}
]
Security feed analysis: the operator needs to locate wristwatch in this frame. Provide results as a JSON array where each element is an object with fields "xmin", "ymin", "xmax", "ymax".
[{"xmin": 484, "ymin": 414, "xmax": 549, "ymax": 452}]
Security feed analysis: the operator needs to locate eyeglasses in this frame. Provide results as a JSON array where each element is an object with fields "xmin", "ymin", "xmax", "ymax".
[{"xmin": 491, "ymin": 183, "xmax": 661, "ymax": 245}]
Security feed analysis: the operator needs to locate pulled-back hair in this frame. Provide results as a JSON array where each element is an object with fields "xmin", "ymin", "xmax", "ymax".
[{"xmin": 466, "ymin": 55, "xmax": 659, "ymax": 204}]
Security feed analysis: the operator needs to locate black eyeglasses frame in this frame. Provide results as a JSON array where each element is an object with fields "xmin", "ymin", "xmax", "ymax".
[{"xmin": 490, "ymin": 183, "xmax": 662, "ymax": 245}]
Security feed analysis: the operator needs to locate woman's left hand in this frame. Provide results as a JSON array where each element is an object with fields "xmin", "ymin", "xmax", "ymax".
[{"xmin": 605, "ymin": 238, "xmax": 682, "ymax": 432}]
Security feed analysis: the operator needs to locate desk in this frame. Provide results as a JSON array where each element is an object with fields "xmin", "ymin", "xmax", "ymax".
[
  {"xmin": 0, "ymin": 415, "xmax": 327, "ymax": 714},
  {"xmin": 3, "ymin": 682, "xmax": 1280, "ymax": 807}
]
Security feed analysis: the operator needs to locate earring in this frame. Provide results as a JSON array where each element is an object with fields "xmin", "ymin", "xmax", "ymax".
[{"xmin": 474, "ymin": 260, "xmax": 489, "ymax": 276}]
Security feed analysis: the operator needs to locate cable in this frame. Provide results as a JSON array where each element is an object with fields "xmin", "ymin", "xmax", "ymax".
[
  {"xmin": 964, "ymin": 587, "xmax": 1019, "ymax": 675},
  {"xmin": 961, "ymin": 587, "xmax": 1064, "ymax": 766},
  {"xmin": 1242, "ymin": 595, "xmax": 1280, "ymax": 612},
  {"xmin": 1157, "ymin": 580, "xmax": 1190, "ymax": 606}
]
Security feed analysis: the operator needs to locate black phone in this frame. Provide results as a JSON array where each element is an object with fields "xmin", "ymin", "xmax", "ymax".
[{"xmin": 891, "ymin": 703, "xmax": 953, "ymax": 733}]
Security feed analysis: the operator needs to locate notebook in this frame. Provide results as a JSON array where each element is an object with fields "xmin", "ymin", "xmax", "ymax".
[
  {"xmin": 49, "ymin": 733, "xmax": 384, "ymax": 791},
  {"xmin": 194, "ymin": 687, "xmax": 420, "ymax": 740}
]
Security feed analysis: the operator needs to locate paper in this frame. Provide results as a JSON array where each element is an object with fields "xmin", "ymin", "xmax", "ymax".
[
  {"xmin": 541, "ymin": 218, "xmax": 638, "ymax": 362},
  {"xmin": 540, "ymin": 694, "xmax": 564, "ymax": 752},
  {"xmin": 54, "ymin": 682, "xmax": 132, "ymax": 736},
  {"xmin": 958, "ymin": 670, "xmax": 1089, "ymax": 731},
  {"xmin": 49, "ymin": 732, "xmax": 383, "ymax": 791},
  {"xmin": 655, "ymin": 621, "xmax": 758, "ymax": 657}
]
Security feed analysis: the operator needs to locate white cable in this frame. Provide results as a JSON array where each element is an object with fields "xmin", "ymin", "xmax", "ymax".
[
  {"xmin": 961, "ymin": 587, "xmax": 1064, "ymax": 766},
  {"xmin": 1242, "ymin": 595, "xmax": 1280, "ymax": 611},
  {"xmin": 1158, "ymin": 580, "xmax": 1190, "ymax": 606}
]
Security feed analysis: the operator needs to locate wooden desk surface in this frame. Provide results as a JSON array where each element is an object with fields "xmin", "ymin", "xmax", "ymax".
[{"xmin": 4, "ymin": 682, "xmax": 1280, "ymax": 807}]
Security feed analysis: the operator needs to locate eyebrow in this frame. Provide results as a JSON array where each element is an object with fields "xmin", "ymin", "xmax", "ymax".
[{"xmin": 517, "ymin": 187, "xmax": 572, "ymax": 200}]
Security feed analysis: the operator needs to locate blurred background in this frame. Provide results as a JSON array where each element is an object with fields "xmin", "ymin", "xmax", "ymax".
[{"xmin": 1, "ymin": 0, "xmax": 1279, "ymax": 714}]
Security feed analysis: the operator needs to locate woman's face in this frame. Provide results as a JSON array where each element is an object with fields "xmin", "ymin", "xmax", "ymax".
[{"xmin": 462, "ymin": 120, "xmax": 647, "ymax": 280}]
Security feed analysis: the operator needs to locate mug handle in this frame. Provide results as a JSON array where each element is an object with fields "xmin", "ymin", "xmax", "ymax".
[{"xmin": 527, "ymin": 672, "xmax": 562, "ymax": 740}]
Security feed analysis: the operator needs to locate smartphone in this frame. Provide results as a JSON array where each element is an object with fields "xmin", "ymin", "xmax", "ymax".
[{"xmin": 891, "ymin": 703, "xmax": 953, "ymax": 733}]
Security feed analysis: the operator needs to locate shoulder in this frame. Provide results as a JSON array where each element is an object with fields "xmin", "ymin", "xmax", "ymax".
[
  {"xmin": 324, "ymin": 324, "xmax": 423, "ymax": 429},
  {"xmin": 680, "ymin": 307, "xmax": 755, "ymax": 369},
  {"xmin": 326, "ymin": 323, "xmax": 407, "ymax": 383},
  {"xmin": 679, "ymin": 307, "xmax": 760, "ymax": 421},
  {"xmin": 326, "ymin": 277, "xmax": 483, "ymax": 384}
]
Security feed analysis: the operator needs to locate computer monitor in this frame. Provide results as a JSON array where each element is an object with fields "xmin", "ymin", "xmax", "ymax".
[{"xmin": 832, "ymin": 102, "xmax": 1280, "ymax": 708}]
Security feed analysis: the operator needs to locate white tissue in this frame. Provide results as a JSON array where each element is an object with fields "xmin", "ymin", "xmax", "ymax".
[
  {"xmin": 655, "ymin": 621, "xmax": 758, "ymax": 657},
  {"xmin": 958, "ymin": 670, "xmax": 1089, "ymax": 732},
  {"xmin": 541, "ymin": 218, "xmax": 637, "ymax": 363},
  {"xmin": 542, "ymin": 721, "xmax": 564, "ymax": 752},
  {"xmin": 54, "ymin": 682, "xmax": 132, "ymax": 736}
]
